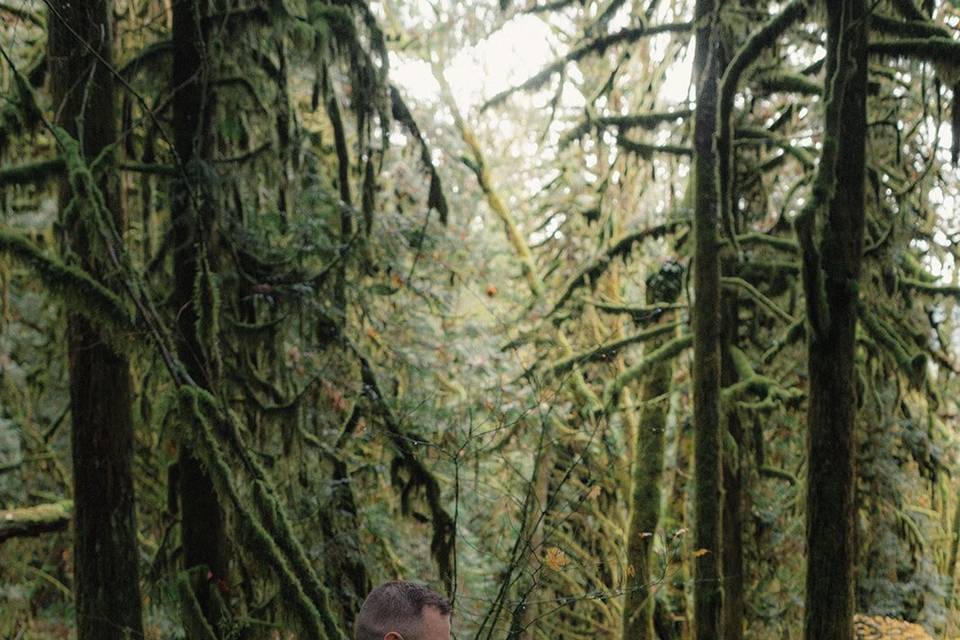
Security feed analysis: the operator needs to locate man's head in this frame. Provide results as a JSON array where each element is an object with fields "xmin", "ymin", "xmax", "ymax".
[{"xmin": 355, "ymin": 581, "xmax": 452, "ymax": 640}]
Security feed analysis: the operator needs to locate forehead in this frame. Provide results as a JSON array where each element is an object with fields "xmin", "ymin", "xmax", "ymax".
[{"xmin": 420, "ymin": 605, "xmax": 451, "ymax": 637}]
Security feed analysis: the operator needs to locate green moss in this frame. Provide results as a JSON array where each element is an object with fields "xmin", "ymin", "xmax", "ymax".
[
  {"xmin": 603, "ymin": 334, "xmax": 693, "ymax": 409},
  {"xmin": 0, "ymin": 229, "xmax": 133, "ymax": 335}
]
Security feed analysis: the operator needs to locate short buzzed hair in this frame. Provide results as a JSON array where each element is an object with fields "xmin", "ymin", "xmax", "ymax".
[{"xmin": 355, "ymin": 581, "xmax": 451, "ymax": 640}]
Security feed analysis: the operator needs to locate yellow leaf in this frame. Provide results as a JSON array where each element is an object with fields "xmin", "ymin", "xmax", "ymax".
[
  {"xmin": 544, "ymin": 547, "xmax": 570, "ymax": 571},
  {"xmin": 587, "ymin": 485, "xmax": 602, "ymax": 500},
  {"xmin": 626, "ymin": 564, "xmax": 635, "ymax": 578},
  {"xmin": 692, "ymin": 548, "xmax": 710, "ymax": 558}
]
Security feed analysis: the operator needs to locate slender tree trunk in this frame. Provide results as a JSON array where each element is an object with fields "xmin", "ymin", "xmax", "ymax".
[
  {"xmin": 800, "ymin": 2, "xmax": 867, "ymax": 639},
  {"xmin": 721, "ymin": 287, "xmax": 744, "ymax": 640},
  {"xmin": 691, "ymin": 0, "xmax": 724, "ymax": 636},
  {"xmin": 48, "ymin": 2, "xmax": 144, "ymax": 638},
  {"xmin": 172, "ymin": 0, "xmax": 230, "ymax": 628},
  {"xmin": 622, "ymin": 266, "xmax": 682, "ymax": 640}
]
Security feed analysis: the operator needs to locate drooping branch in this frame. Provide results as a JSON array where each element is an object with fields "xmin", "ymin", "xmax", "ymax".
[
  {"xmin": 858, "ymin": 305, "xmax": 926, "ymax": 386},
  {"xmin": 720, "ymin": 276, "xmax": 796, "ymax": 324},
  {"xmin": 353, "ymin": 349, "xmax": 456, "ymax": 594},
  {"xmin": 602, "ymin": 333, "xmax": 692, "ymax": 409},
  {"xmin": 734, "ymin": 126, "xmax": 816, "ymax": 169},
  {"xmin": 0, "ymin": 228, "xmax": 133, "ymax": 333},
  {"xmin": 548, "ymin": 221, "xmax": 685, "ymax": 316},
  {"xmin": 390, "ymin": 85, "xmax": 449, "ymax": 224},
  {"xmin": 481, "ymin": 21, "xmax": 693, "ymax": 110},
  {"xmin": 562, "ymin": 108, "xmax": 692, "ymax": 145},
  {"xmin": 716, "ymin": 0, "xmax": 807, "ymax": 254},
  {"xmin": 546, "ymin": 320, "xmax": 683, "ymax": 375}
]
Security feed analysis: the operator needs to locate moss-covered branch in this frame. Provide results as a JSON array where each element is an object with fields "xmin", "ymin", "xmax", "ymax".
[
  {"xmin": 616, "ymin": 137, "xmax": 692, "ymax": 158},
  {"xmin": 548, "ymin": 221, "xmax": 685, "ymax": 316},
  {"xmin": 119, "ymin": 40, "xmax": 173, "ymax": 78},
  {"xmin": 547, "ymin": 320, "xmax": 683, "ymax": 375},
  {"xmin": 589, "ymin": 300, "xmax": 687, "ymax": 323},
  {"xmin": 716, "ymin": 0, "xmax": 807, "ymax": 253},
  {"xmin": 352, "ymin": 349, "xmax": 456, "ymax": 594},
  {"xmin": 733, "ymin": 126, "xmax": 816, "ymax": 169},
  {"xmin": 0, "ymin": 158, "xmax": 173, "ymax": 187},
  {"xmin": 720, "ymin": 276, "xmax": 795, "ymax": 324},
  {"xmin": 481, "ymin": 21, "xmax": 693, "ymax": 110},
  {"xmin": 175, "ymin": 388, "xmax": 346, "ymax": 640},
  {"xmin": 0, "ymin": 500, "xmax": 72, "ymax": 543},
  {"xmin": 562, "ymin": 109, "xmax": 692, "ymax": 145},
  {"xmin": 732, "ymin": 232, "xmax": 799, "ymax": 254},
  {"xmin": 602, "ymin": 334, "xmax": 692, "ymax": 408},
  {"xmin": 871, "ymin": 14, "xmax": 953, "ymax": 40},
  {"xmin": 0, "ymin": 228, "xmax": 133, "ymax": 332},
  {"xmin": 762, "ymin": 317, "xmax": 805, "ymax": 363},
  {"xmin": 753, "ymin": 71, "xmax": 821, "ymax": 96},
  {"xmin": 390, "ymin": 85, "xmax": 448, "ymax": 224},
  {"xmin": 868, "ymin": 38, "xmax": 960, "ymax": 64},
  {"xmin": 901, "ymin": 277, "xmax": 960, "ymax": 298},
  {"xmin": 0, "ymin": 157, "xmax": 65, "ymax": 187},
  {"xmin": 857, "ymin": 306, "xmax": 926, "ymax": 386},
  {"xmin": 721, "ymin": 345, "xmax": 802, "ymax": 410}
]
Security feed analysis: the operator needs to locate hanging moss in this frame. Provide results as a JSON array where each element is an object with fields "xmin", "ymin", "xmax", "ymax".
[
  {"xmin": 857, "ymin": 306, "xmax": 926, "ymax": 387},
  {"xmin": 177, "ymin": 569, "xmax": 219, "ymax": 640},
  {"xmin": 174, "ymin": 387, "xmax": 347, "ymax": 640},
  {"xmin": 193, "ymin": 251, "xmax": 224, "ymax": 382},
  {"xmin": 0, "ymin": 229, "xmax": 132, "ymax": 334}
]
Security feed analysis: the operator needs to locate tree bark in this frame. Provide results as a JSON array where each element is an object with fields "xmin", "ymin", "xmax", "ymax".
[
  {"xmin": 801, "ymin": 2, "xmax": 868, "ymax": 639},
  {"xmin": 691, "ymin": 0, "xmax": 724, "ymax": 637},
  {"xmin": 721, "ymin": 287, "xmax": 744, "ymax": 640},
  {"xmin": 172, "ymin": 0, "xmax": 230, "ymax": 630},
  {"xmin": 622, "ymin": 265, "xmax": 682, "ymax": 640},
  {"xmin": 48, "ymin": 1, "xmax": 145, "ymax": 637}
]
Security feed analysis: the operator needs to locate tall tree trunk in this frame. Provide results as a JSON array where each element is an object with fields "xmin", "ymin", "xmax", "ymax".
[
  {"xmin": 172, "ymin": 0, "xmax": 230, "ymax": 628},
  {"xmin": 691, "ymin": 0, "xmax": 724, "ymax": 637},
  {"xmin": 622, "ymin": 265, "xmax": 682, "ymax": 640},
  {"xmin": 721, "ymin": 287, "xmax": 744, "ymax": 640},
  {"xmin": 48, "ymin": 2, "xmax": 145, "ymax": 638},
  {"xmin": 799, "ymin": 2, "xmax": 868, "ymax": 638}
]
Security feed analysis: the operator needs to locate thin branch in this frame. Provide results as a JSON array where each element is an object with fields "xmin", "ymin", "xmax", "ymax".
[{"xmin": 481, "ymin": 21, "xmax": 693, "ymax": 110}]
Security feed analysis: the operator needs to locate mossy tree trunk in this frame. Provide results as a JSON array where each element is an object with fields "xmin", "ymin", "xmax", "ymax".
[
  {"xmin": 621, "ymin": 264, "xmax": 683, "ymax": 640},
  {"xmin": 721, "ymin": 284, "xmax": 744, "ymax": 640},
  {"xmin": 172, "ymin": 0, "xmax": 230, "ymax": 630},
  {"xmin": 691, "ymin": 0, "xmax": 724, "ymax": 637},
  {"xmin": 48, "ymin": 1, "xmax": 145, "ymax": 638},
  {"xmin": 799, "ymin": 2, "xmax": 868, "ymax": 638}
]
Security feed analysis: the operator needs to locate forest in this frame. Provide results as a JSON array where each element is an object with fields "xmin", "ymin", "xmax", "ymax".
[{"xmin": 0, "ymin": 0, "xmax": 959, "ymax": 638}]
